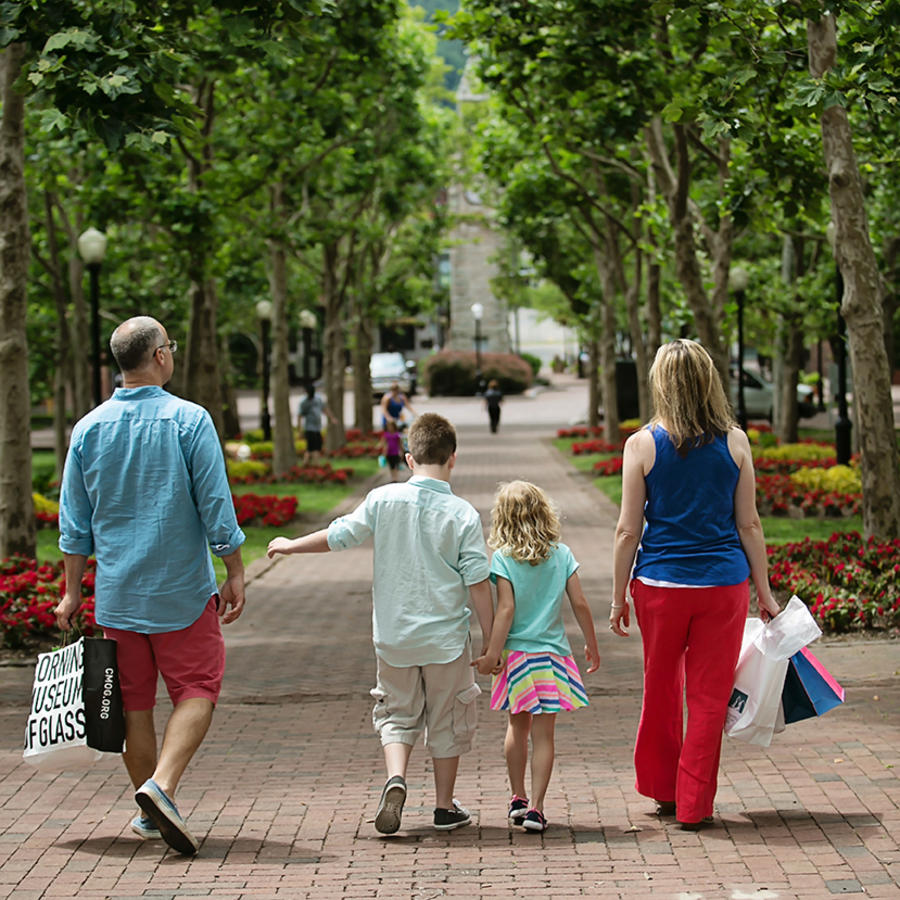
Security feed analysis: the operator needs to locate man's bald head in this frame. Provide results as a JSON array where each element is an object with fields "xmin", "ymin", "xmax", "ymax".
[{"xmin": 110, "ymin": 317, "xmax": 165, "ymax": 373}]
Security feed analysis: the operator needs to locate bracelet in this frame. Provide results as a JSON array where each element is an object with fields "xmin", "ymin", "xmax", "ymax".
[{"xmin": 610, "ymin": 602, "xmax": 626, "ymax": 609}]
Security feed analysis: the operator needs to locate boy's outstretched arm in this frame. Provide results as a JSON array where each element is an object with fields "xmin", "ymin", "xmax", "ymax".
[
  {"xmin": 566, "ymin": 572, "xmax": 601, "ymax": 673},
  {"xmin": 267, "ymin": 528, "xmax": 331, "ymax": 558}
]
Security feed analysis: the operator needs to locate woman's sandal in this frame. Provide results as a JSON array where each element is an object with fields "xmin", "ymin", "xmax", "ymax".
[{"xmin": 654, "ymin": 800, "xmax": 676, "ymax": 817}]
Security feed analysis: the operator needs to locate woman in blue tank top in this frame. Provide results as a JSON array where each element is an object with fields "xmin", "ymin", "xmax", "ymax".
[{"xmin": 609, "ymin": 339, "xmax": 780, "ymax": 830}]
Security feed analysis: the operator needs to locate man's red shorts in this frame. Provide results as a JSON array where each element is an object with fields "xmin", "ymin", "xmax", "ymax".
[{"xmin": 102, "ymin": 596, "xmax": 225, "ymax": 710}]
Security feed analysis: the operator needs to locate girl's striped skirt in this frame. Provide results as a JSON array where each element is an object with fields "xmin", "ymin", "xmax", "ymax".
[{"xmin": 490, "ymin": 650, "xmax": 589, "ymax": 714}]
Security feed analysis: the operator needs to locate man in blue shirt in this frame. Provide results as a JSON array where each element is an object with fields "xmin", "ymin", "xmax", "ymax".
[{"xmin": 55, "ymin": 316, "xmax": 246, "ymax": 856}]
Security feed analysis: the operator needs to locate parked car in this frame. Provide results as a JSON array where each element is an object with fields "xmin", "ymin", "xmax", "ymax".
[
  {"xmin": 370, "ymin": 352, "xmax": 417, "ymax": 398},
  {"xmin": 730, "ymin": 367, "xmax": 816, "ymax": 420}
]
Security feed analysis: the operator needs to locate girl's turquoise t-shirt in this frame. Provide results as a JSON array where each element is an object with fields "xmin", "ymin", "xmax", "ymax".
[{"xmin": 490, "ymin": 543, "xmax": 579, "ymax": 657}]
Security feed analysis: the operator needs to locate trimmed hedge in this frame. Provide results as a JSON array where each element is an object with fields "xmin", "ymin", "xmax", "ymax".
[{"xmin": 423, "ymin": 350, "xmax": 533, "ymax": 396}]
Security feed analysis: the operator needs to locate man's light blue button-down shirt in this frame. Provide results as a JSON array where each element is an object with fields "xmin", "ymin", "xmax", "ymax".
[
  {"xmin": 327, "ymin": 475, "xmax": 490, "ymax": 667},
  {"xmin": 59, "ymin": 386, "xmax": 245, "ymax": 633}
]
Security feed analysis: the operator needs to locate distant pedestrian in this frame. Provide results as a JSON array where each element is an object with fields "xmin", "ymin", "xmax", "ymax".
[
  {"xmin": 380, "ymin": 382, "xmax": 416, "ymax": 431},
  {"xmin": 381, "ymin": 419, "xmax": 405, "ymax": 482},
  {"xmin": 55, "ymin": 315, "xmax": 246, "ymax": 856},
  {"xmin": 473, "ymin": 480, "xmax": 600, "ymax": 834},
  {"xmin": 267, "ymin": 413, "xmax": 493, "ymax": 835},
  {"xmin": 298, "ymin": 382, "xmax": 337, "ymax": 464},
  {"xmin": 610, "ymin": 339, "xmax": 780, "ymax": 830},
  {"xmin": 484, "ymin": 379, "xmax": 503, "ymax": 433}
]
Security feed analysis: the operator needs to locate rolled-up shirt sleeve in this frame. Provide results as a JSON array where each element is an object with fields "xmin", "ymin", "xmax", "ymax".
[
  {"xmin": 187, "ymin": 410, "xmax": 245, "ymax": 557},
  {"xmin": 327, "ymin": 498, "xmax": 374, "ymax": 550},
  {"xmin": 58, "ymin": 438, "xmax": 95, "ymax": 557},
  {"xmin": 457, "ymin": 512, "xmax": 490, "ymax": 585}
]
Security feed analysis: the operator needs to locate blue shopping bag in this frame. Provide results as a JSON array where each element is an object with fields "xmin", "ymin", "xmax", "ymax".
[{"xmin": 781, "ymin": 646, "xmax": 845, "ymax": 724}]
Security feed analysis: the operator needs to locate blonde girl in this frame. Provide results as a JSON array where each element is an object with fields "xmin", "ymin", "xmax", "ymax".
[{"xmin": 474, "ymin": 481, "xmax": 600, "ymax": 833}]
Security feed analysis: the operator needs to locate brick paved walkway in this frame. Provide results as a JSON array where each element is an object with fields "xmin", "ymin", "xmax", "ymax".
[{"xmin": 2, "ymin": 377, "xmax": 898, "ymax": 898}]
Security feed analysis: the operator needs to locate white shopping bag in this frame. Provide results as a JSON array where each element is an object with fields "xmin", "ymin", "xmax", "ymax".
[
  {"xmin": 724, "ymin": 595, "xmax": 821, "ymax": 747},
  {"xmin": 23, "ymin": 638, "xmax": 102, "ymax": 771}
]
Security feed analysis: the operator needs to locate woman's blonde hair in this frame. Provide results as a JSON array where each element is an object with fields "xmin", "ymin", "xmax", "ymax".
[
  {"xmin": 488, "ymin": 480, "xmax": 561, "ymax": 564},
  {"xmin": 649, "ymin": 339, "xmax": 735, "ymax": 454}
]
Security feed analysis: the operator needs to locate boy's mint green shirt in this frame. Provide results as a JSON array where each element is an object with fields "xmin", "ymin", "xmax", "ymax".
[
  {"xmin": 326, "ymin": 475, "xmax": 490, "ymax": 667},
  {"xmin": 490, "ymin": 543, "xmax": 579, "ymax": 657}
]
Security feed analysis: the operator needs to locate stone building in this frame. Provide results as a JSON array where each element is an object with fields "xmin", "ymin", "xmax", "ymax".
[{"xmin": 445, "ymin": 62, "xmax": 511, "ymax": 356}]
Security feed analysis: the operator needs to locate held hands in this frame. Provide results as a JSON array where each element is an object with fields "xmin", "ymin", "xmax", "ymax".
[
  {"xmin": 609, "ymin": 599, "xmax": 630, "ymax": 637},
  {"xmin": 471, "ymin": 651, "xmax": 503, "ymax": 676}
]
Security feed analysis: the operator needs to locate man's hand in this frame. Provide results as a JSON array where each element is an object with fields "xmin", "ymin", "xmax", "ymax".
[
  {"xmin": 54, "ymin": 592, "xmax": 82, "ymax": 632},
  {"xmin": 218, "ymin": 574, "xmax": 245, "ymax": 624}
]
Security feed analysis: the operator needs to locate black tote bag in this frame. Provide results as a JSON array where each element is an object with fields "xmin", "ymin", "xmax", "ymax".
[{"xmin": 82, "ymin": 637, "xmax": 126, "ymax": 752}]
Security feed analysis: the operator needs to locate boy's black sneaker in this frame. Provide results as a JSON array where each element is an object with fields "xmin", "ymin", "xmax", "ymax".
[
  {"xmin": 374, "ymin": 775, "xmax": 407, "ymax": 835},
  {"xmin": 433, "ymin": 800, "xmax": 471, "ymax": 831}
]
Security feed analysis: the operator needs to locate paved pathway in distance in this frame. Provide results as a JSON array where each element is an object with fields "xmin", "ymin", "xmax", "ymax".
[{"xmin": 3, "ymin": 375, "xmax": 898, "ymax": 898}]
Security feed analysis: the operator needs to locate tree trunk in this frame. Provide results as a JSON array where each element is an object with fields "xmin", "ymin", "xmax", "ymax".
[
  {"xmin": 0, "ymin": 44, "xmax": 36, "ymax": 558},
  {"xmin": 645, "ymin": 118, "xmax": 731, "ymax": 384},
  {"xmin": 773, "ymin": 235, "xmax": 802, "ymax": 441},
  {"xmin": 184, "ymin": 273, "xmax": 224, "ymax": 435},
  {"xmin": 181, "ymin": 79, "xmax": 224, "ymax": 435},
  {"xmin": 66, "ymin": 238, "xmax": 90, "ymax": 419},
  {"xmin": 218, "ymin": 334, "xmax": 241, "ymax": 438},
  {"xmin": 267, "ymin": 211, "xmax": 297, "ymax": 476},
  {"xmin": 587, "ymin": 334, "xmax": 600, "ymax": 429},
  {"xmin": 42, "ymin": 191, "xmax": 74, "ymax": 476},
  {"xmin": 808, "ymin": 12, "xmax": 900, "ymax": 538},
  {"xmin": 322, "ymin": 242, "xmax": 346, "ymax": 452},
  {"xmin": 353, "ymin": 303, "xmax": 374, "ymax": 432}
]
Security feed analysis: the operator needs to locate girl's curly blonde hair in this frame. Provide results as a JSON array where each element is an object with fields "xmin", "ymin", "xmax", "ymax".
[{"xmin": 488, "ymin": 480, "xmax": 561, "ymax": 565}]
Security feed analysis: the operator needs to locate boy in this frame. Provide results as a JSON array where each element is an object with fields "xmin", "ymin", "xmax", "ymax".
[{"xmin": 267, "ymin": 413, "xmax": 492, "ymax": 834}]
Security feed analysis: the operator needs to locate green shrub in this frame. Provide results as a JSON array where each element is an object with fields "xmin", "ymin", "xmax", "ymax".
[
  {"xmin": 757, "ymin": 442, "xmax": 835, "ymax": 461},
  {"xmin": 423, "ymin": 350, "xmax": 533, "ymax": 396},
  {"xmin": 226, "ymin": 459, "xmax": 269, "ymax": 480},
  {"xmin": 519, "ymin": 352, "xmax": 542, "ymax": 376},
  {"xmin": 32, "ymin": 453, "xmax": 57, "ymax": 495}
]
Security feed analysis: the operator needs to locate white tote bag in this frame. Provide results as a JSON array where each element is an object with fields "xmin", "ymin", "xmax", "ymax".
[
  {"xmin": 23, "ymin": 638, "xmax": 102, "ymax": 771},
  {"xmin": 724, "ymin": 595, "xmax": 822, "ymax": 747}
]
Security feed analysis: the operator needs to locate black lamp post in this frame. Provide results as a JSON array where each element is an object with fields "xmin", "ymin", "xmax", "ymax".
[
  {"xmin": 827, "ymin": 222, "xmax": 852, "ymax": 464},
  {"xmin": 730, "ymin": 265, "xmax": 749, "ymax": 431},
  {"xmin": 77, "ymin": 227, "xmax": 108, "ymax": 407},
  {"xmin": 298, "ymin": 309, "xmax": 316, "ymax": 385},
  {"xmin": 256, "ymin": 299, "xmax": 273, "ymax": 440},
  {"xmin": 471, "ymin": 302, "xmax": 484, "ymax": 392}
]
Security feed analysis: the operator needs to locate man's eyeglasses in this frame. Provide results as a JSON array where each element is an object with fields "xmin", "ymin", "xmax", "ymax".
[{"xmin": 157, "ymin": 340, "xmax": 178, "ymax": 354}]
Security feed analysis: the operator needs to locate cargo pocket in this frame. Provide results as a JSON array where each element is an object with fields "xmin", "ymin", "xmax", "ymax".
[
  {"xmin": 370, "ymin": 687, "xmax": 390, "ymax": 735},
  {"xmin": 452, "ymin": 681, "xmax": 481, "ymax": 744}
]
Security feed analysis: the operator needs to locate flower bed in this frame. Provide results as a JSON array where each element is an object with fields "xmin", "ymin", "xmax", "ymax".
[
  {"xmin": 768, "ymin": 532, "xmax": 900, "ymax": 633},
  {"xmin": 232, "ymin": 493, "xmax": 298, "ymax": 527},
  {"xmin": 229, "ymin": 463, "xmax": 354, "ymax": 486},
  {"xmin": 572, "ymin": 439, "xmax": 626, "ymax": 455},
  {"xmin": 0, "ymin": 557, "xmax": 97, "ymax": 649},
  {"xmin": 592, "ymin": 457, "xmax": 625, "ymax": 476},
  {"xmin": 756, "ymin": 474, "xmax": 860, "ymax": 517}
]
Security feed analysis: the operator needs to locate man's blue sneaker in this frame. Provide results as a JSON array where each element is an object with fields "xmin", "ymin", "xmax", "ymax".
[
  {"xmin": 135, "ymin": 778, "xmax": 199, "ymax": 855},
  {"xmin": 130, "ymin": 815, "xmax": 161, "ymax": 840}
]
